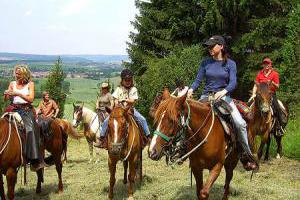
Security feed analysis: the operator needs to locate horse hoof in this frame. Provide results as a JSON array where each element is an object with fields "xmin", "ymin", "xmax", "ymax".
[
  {"xmin": 128, "ymin": 196, "xmax": 134, "ymax": 200},
  {"xmin": 199, "ymin": 190, "xmax": 209, "ymax": 200},
  {"xmin": 276, "ymin": 154, "xmax": 281, "ymax": 159},
  {"xmin": 36, "ymin": 188, "xmax": 41, "ymax": 194}
]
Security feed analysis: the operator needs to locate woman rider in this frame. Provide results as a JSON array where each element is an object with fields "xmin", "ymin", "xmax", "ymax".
[
  {"xmin": 4, "ymin": 64, "xmax": 44, "ymax": 171},
  {"xmin": 250, "ymin": 57, "xmax": 286, "ymax": 135},
  {"xmin": 94, "ymin": 69, "xmax": 151, "ymax": 148},
  {"xmin": 187, "ymin": 35, "xmax": 258, "ymax": 171},
  {"xmin": 94, "ymin": 82, "xmax": 114, "ymax": 146}
]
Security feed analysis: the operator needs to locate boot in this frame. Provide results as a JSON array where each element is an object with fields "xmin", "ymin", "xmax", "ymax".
[
  {"xmin": 240, "ymin": 152, "xmax": 259, "ymax": 171},
  {"xmin": 30, "ymin": 159, "xmax": 46, "ymax": 172},
  {"xmin": 94, "ymin": 137, "xmax": 105, "ymax": 148}
]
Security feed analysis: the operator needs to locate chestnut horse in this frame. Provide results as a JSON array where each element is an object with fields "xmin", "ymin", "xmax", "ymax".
[
  {"xmin": 107, "ymin": 106, "xmax": 143, "ymax": 200},
  {"xmin": 248, "ymin": 82, "xmax": 288, "ymax": 160},
  {"xmin": 0, "ymin": 114, "xmax": 67, "ymax": 199},
  {"xmin": 149, "ymin": 90, "xmax": 239, "ymax": 200},
  {"xmin": 72, "ymin": 104, "xmax": 103, "ymax": 163},
  {"xmin": 0, "ymin": 114, "xmax": 22, "ymax": 200}
]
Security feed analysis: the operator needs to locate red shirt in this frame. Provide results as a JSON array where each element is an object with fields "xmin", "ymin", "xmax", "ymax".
[{"xmin": 255, "ymin": 69, "xmax": 279, "ymax": 92}]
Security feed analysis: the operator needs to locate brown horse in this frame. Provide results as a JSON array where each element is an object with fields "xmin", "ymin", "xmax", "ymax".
[
  {"xmin": 36, "ymin": 118, "xmax": 67, "ymax": 194},
  {"xmin": 248, "ymin": 82, "xmax": 288, "ymax": 160},
  {"xmin": 148, "ymin": 89, "xmax": 240, "ymax": 200},
  {"xmin": 72, "ymin": 103, "xmax": 103, "ymax": 163},
  {"xmin": 107, "ymin": 106, "xmax": 143, "ymax": 200},
  {"xmin": 0, "ymin": 114, "xmax": 22, "ymax": 200}
]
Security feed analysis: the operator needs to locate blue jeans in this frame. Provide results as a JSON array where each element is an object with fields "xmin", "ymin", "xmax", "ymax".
[
  {"xmin": 99, "ymin": 108, "xmax": 150, "ymax": 138},
  {"xmin": 200, "ymin": 95, "xmax": 252, "ymax": 155}
]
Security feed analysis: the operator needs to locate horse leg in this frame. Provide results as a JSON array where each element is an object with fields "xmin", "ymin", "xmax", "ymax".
[
  {"xmin": 200, "ymin": 162, "xmax": 223, "ymax": 200},
  {"xmin": 95, "ymin": 148, "xmax": 100, "ymax": 164},
  {"xmin": 0, "ymin": 173, "xmax": 6, "ymax": 200},
  {"xmin": 264, "ymin": 134, "xmax": 272, "ymax": 161},
  {"xmin": 55, "ymin": 161, "xmax": 63, "ymax": 193},
  {"xmin": 223, "ymin": 153, "xmax": 239, "ymax": 200},
  {"xmin": 123, "ymin": 160, "xmax": 128, "ymax": 184},
  {"xmin": 108, "ymin": 157, "xmax": 117, "ymax": 200},
  {"xmin": 128, "ymin": 154, "xmax": 138, "ymax": 200},
  {"xmin": 191, "ymin": 166, "xmax": 203, "ymax": 199},
  {"xmin": 275, "ymin": 135, "xmax": 283, "ymax": 159},
  {"xmin": 6, "ymin": 168, "xmax": 17, "ymax": 200},
  {"xmin": 88, "ymin": 140, "xmax": 93, "ymax": 163},
  {"xmin": 36, "ymin": 168, "xmax": 44, "ymax": 194}
]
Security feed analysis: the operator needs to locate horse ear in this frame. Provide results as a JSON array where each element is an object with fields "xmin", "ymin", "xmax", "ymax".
[
  {"xmin": 162, "ymin": 87, "xmax": 170, "ymax": 100},
  {"xmin": 73, "ymin": 103, "xmax": 76, "ymax": 108},
  {"xmin": 80, "ymin": 102, "xmax": 84, "ymax": 109}
]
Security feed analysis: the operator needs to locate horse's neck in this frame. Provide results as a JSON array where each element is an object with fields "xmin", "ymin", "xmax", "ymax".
[
  {"xmin": 187, "ymin": 101, "xmax": 213, "ymax": 136},
  {"xmin": 82, "ymin": 108, "xmax": 99, "ymax": 134},
  {"xmin": 127, "ymin": 116, "xmax": 140, "ymax": 146}
]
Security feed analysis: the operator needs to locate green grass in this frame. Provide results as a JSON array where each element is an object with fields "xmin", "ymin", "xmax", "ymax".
[{"xmin": 6, "ymin": 141, "xmax": 300, "ymax": 200}]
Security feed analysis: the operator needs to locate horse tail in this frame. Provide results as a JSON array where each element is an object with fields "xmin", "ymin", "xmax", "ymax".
[
  {"xmin": 64, "ymin": 119, "xmax": 84, "ymax": 140},
  {"xmin": 60, "ymin": 126, "xmax": 68, "ymax": 162}
]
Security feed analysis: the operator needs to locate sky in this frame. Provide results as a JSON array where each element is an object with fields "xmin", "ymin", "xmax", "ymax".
[{"xmin": 0, "ymin": 0, "xmax": 138, "ymax": 55}]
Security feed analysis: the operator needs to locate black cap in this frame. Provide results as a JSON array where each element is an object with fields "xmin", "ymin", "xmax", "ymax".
[
  {"xmin": 121, "ymin": 69, "xmax": 134, "ymax": 79},
  {"xmin": 203, "ymin": 35, "xmax": 225, "ymax": 46}
]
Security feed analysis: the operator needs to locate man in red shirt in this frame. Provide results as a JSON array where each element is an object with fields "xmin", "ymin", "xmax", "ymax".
[{"xmin": 250, "ymin": 57, "xmax": 286, "ymax": 135}]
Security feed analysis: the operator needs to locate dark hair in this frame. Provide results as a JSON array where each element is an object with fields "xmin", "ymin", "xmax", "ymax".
[{"xmin": 175, "ymin": 79, "xmax": 184, "ymax": 87}]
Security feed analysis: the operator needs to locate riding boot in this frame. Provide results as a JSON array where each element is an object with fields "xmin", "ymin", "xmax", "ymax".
[{"xmin": 94, "ymin": 136, "xmax": 105, "ymax": 148}]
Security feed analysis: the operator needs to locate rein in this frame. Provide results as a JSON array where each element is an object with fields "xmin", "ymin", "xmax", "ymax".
[{"xmin": 122, "ymin": 116, "xmax": 137, "ymax": 161}]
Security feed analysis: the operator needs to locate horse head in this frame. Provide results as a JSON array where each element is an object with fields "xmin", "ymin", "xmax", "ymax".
[
  {"xmin": 255, "ymin": 82, "xmax": 272, "ymax": 114},
  {"xmin": 72, "ymin": 103, "xmax": 84, "ymax": 128},
  {"xmin": 149, "ymin": 90, "xmax": 187, "ymax": 161},
  {"xmin": 108, "ymin": 106, "xmax": 131, "ymax": 155}
]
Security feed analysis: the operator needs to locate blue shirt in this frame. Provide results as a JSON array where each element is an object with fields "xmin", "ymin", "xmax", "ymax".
[{"xmin": 191, "ymin": 58, "xmax": 237, "ymax": 95}]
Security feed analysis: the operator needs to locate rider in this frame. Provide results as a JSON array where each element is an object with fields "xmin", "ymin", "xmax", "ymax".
[
  {"xmin": 250, "ymin": 57, "xmax": 285, "ymax": 135},
  {"xmin": 4, "ymin": 64, "xmax": 44, "ymax": 171},
  {"xmin": 187, "ymin": 35, "xmax": 258, "ymax": 171},
  {"xmin": 95, "ymin": 82, "xmax": 114, "ymax": 146},
  {"xmin": 36, "ymin": 91, "xmax": 59, "ymax": 119},
  {"xmin": 94, "ymin": 69, "xmax": 151, "ymax": 148},
  {"xmin": 171, "ymin": 79, "xmax": 189, "ymax": 97}
]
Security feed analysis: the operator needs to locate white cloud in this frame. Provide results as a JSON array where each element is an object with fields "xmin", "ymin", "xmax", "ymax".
[
  {"xmin": 60, "ymin": 0, "xmax": 92, "ymax": 16},
  {"xmin": 25, "ymin": 10, "xmax": 32, "ymax": 16}
]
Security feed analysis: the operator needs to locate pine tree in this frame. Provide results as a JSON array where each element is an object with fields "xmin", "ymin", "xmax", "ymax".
[{"xmin": 45, "ymin": 57, "xmax": 66, "ymax": 118}]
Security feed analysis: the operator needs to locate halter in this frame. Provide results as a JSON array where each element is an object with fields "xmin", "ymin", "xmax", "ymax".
[{"xmin": 153, "ymin": 100, "xmax": 191, "ymax": 144}]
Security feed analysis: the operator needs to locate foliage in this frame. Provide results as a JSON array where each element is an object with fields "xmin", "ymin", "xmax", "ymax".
[
  {"xmin": 44, "ymin": 57, "xmax": 67, "ymax": 118},
  {"xmin": 135, "ymin": 45, "xmax": 203, "ymax": 116},
  {"xmin": 0, "ymin": 78, "xmax": 10, "ymax": 113},
  {"xmin": 278, "ymin": 3, "xmax": 300, "ymax": 115}
]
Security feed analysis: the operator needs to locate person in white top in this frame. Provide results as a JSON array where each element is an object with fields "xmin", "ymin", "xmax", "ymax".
[
  {"xmin": 4, "ymin": 64, "xmax": 44, "ymax": 171},
  {"xmin": 171, "ymin": 79, "xmax": 189, "ymax": 97},
  {"xmin": 94, "ymin": 69, "xmax": 151, "ymax": 148}
]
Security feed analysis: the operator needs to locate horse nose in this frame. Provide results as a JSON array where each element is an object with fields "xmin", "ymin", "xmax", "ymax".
[{"xmin": 149, "ymin": 149, "xmax": 159, "ymax": 160}]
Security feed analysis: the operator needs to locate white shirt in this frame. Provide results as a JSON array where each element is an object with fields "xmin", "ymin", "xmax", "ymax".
[
  {"xmin": 112, "ymin": 86, "xmax": 138, "ymax": 101},
  {"xmin": 12, "ymin": 81, "xmax": 30, "ymax": 104},
  {"xmin": 171, "ymin": 86, "xmax": 189, "ymax": 97}
]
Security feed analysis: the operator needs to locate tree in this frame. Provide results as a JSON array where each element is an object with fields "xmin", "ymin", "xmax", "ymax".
[{"xmin": 44, "ymin": 57, "xmax": 66, "ymax": 118}]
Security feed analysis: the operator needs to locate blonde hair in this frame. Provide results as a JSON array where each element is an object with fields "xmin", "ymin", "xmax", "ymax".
[{"xmin": 14, "ymin": 64, "xmax": 32, "ymax": 83}]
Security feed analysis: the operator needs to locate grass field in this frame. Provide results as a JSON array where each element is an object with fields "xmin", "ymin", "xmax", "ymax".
[{"xmin": 7, "ymin": 140, "xmax": 300, "ymax": 200}]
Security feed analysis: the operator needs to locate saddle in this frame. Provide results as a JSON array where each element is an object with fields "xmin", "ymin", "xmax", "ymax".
[{"xmin": 37, "ymin": 116, "xmax": 54, "ymax": 140}]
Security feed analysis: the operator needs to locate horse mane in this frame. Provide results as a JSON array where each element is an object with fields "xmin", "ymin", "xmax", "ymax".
[{"xmin": 154, "ymin": 97, "xmax": 209, "ymax": 125}]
